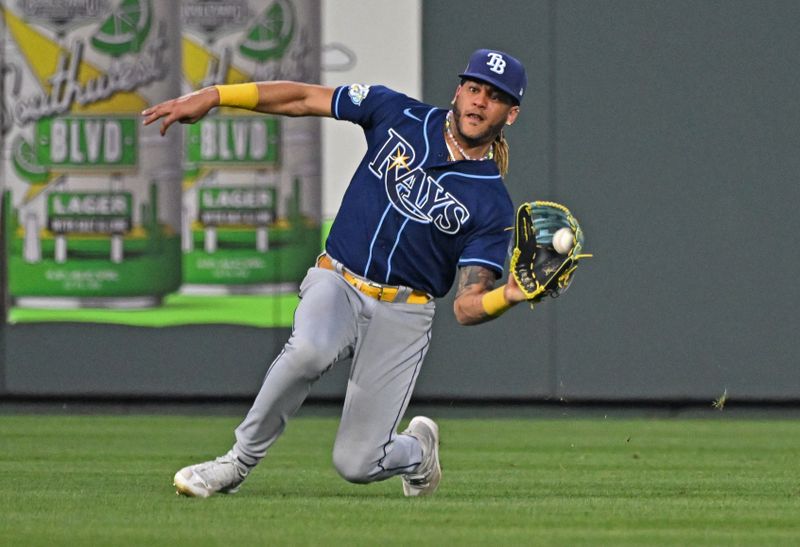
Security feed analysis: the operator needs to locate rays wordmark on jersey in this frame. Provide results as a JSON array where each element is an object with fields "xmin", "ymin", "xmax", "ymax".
[{"xmin": 369, "ymin": 129, "xmax": 470, "ymax": 234}]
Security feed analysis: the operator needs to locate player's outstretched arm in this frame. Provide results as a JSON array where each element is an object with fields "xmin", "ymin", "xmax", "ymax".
[
  {"xmin": 453, "ymin": 266, "xmax": 526, "ymax": 325},
  {"xmin": 251, "ymin": 82, "xmax": 334, "ymax": 118},
  {"xmin": 142, "ymin": 82, "xmax": 335, "ymax": 136}
]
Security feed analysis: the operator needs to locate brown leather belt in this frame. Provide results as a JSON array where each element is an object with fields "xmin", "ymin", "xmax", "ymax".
[{"xmin": 316, "ymin": 254, "xmax": 432, "ymax": 305}]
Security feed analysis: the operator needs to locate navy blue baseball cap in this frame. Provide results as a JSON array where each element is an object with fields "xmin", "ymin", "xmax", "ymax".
[{"xmin": 458, "ymin": 49, "xmax": 527, "ymax": 105}]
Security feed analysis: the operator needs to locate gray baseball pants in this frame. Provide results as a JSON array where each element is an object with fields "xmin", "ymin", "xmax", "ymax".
[{"xmin": 231, "ymin": 263, "xmax": 436, "ymax": 483}]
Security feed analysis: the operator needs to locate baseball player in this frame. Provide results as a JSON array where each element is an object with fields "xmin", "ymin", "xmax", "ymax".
[{"xmin": 142, "ymin": 48, "xmax": 528, "ymax": 497}]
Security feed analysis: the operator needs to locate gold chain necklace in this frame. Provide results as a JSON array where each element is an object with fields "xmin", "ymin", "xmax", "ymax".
[{"xmin": 445, "ymin": 111, "xmax": 493, "ymax": 161}]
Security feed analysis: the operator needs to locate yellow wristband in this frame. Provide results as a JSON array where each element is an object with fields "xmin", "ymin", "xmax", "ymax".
[
  {"xmin": 481, "ymin": 287, "xmax": 510, "ymax": 317},
  {"xmin": 215, "ymin": 83, "xmax": 259, "ymax": 109}
]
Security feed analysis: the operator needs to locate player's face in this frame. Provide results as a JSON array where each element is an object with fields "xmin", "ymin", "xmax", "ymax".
[{"xmin": 451, "ymin": 80, "xmax": 520, "ymax": 146}]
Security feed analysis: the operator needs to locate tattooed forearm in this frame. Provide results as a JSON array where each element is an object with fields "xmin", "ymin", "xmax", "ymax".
[
  {"xmin": 453, "ymin": 265, "xmax": 501, "ymax": 325},
  {"xmin": 455, "ymin": 266, "xmax": 495, "ymax": 298},
  {"xmin": 453, "ymin": 265, "xmax": 522, "ymax": 325}
]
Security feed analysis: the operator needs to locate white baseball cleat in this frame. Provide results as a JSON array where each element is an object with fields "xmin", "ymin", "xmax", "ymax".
[
  {"xmin": 401, "ymin": 416, "xmax": 441, "ymax": 497},
  {"xmin": 173, "ymin": 450, "xmax": 249, "ymax": 498}
]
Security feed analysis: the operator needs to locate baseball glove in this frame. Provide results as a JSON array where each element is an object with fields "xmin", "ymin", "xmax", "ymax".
[{"xmin": 509, "ymin": 201, "xmax": 591, "ymax": 303}]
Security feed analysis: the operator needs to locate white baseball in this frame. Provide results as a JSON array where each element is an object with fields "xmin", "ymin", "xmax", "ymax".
[{"xmin": 552, "ymin": 227, "xmax": 574, "ymax": 255}]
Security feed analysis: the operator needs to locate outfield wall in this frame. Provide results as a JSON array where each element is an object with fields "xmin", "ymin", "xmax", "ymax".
[{"xmin": 2, "ymin": 1, "xmax": 798, "ymax": 402}]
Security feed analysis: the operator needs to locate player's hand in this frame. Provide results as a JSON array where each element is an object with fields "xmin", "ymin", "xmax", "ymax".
[
  {"xmin": 141, "ymin": 87, "xmax": 220, "ymax": 136},
  {"xmin": 503, "ymin": 274, "xmax": 528, "ymax": 305}
]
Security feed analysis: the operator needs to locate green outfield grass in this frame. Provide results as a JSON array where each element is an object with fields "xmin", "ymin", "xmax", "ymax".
[{"xmin": 1, "ymin": 415, "xmax": 798, "ymax": 546}]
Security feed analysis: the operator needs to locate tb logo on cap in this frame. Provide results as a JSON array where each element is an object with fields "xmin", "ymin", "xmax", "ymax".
[{"xmin": 486, "ymin": 52, "xmax": 506, "ymax": 74}]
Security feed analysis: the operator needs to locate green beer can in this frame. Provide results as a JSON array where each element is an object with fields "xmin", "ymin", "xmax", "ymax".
[
  {"xmin": 180, "ymin": 0, "xmax": 321, "ymax": 295},
  {"xmin": 1, "ymin": 0, "xmax": 183, "ymax": 308}
]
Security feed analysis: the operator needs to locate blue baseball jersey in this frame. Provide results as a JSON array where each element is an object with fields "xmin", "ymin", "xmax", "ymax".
[{"xmin": 326, "ymin": 84, "xmax": 514, "ymax": 298}]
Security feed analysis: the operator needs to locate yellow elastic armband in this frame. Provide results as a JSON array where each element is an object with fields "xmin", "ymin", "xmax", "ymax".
[
  {"xmin": 481, "ymin": 287, "xmax": 510, "ymax": 317},
  {"xmin": 215, "ymin": 83, "xmax": 259, "ymax": 109}
]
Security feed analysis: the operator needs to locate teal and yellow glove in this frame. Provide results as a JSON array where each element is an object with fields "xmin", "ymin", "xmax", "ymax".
[{"xmin": 509, "ymin": 201, "xmax": 591, "ymax": 303}]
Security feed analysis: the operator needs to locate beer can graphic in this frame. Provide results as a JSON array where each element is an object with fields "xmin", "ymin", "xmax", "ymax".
[
  {"xmin": 1, "ymin": 0, "xmax": 183, "ymax": 308},
  {"xmin": 180, "ymin": 0, "xmax": 321, "ymax": 295}
]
